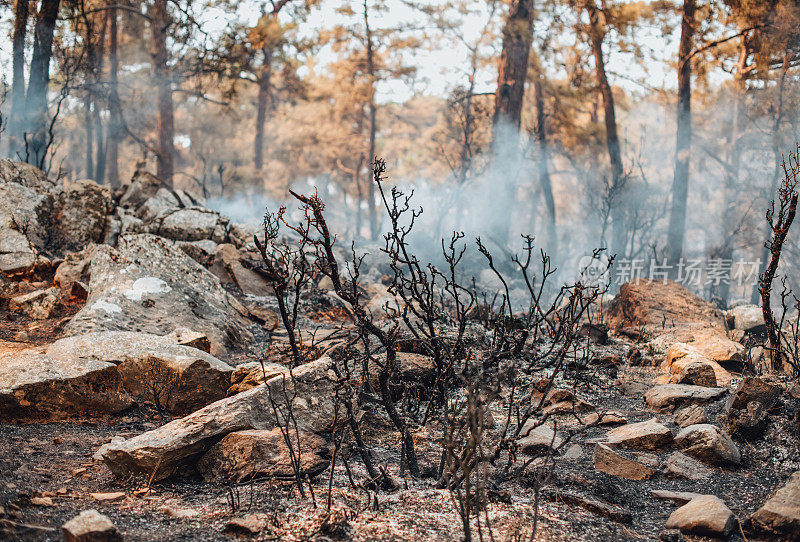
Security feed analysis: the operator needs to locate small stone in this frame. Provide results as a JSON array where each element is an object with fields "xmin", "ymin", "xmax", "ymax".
[
  {"xmin": 30, "ymin": 496, "xmax": 53, "ymax": 506},
  {"xmin": 90, "ymin": 492, "xmax": 126, "ymax": 503},
  {"xmin": 72, "ymin": 467, "xmax": 87, "ymax": 476},
  {"xmin": 62, "ymin": 509, "xmax": 122, "ymax": 542},
  {"xmin": 605, "ymin": 418, "xmax": 673, "ymax": 451},
  {"xmin": 663, "ymin": 451, "xmax": 714, "ymax": 480},
  {"xmin": 556, "ymin": 492, "xmax": 632, "ymax": 524},
  {"xmin": 726, "ymin": 401, "xmax": 768, "ymax": 440},
  {"xmin": 583, "ymin": 410, "xmax": 627, "ymax": 426},
  {"xmin": 674, "ymin": 424, "xmax": 740, "ymax": 466},
  {"xmin": 593, "ymin": 443, "xmax": 655, "ymax": 480},
  {"xmin": 665, "ymin": 495, "xmax": 735, "ymax": 537}
]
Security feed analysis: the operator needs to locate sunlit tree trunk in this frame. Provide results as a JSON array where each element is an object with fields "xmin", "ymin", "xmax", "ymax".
[
  {"xmin": 585, "ymin": 0, "xmax": 625, "ymax": 257},
  {"xmin": 667, "ymin": 0, "xmax": 696, "ymax": 269},
  {"xmin": 150, "ymin": 0, "xmax": 175, "ymax": 187},
  {"xmin": 490, "ymin": 0, "xmax": 534, "ymax": 245},
  {"xmin": 25, "ymin": 0, "xmax": 62, "ymax": 167},
  {"xmin": 8, "ymin": 0, "xmax": 30, "ymax": 159},
  {"xmin": 254, "ymin": 47, "xmax": 273, "ymax": 171}
]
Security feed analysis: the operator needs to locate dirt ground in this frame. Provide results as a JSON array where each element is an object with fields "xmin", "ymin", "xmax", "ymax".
[{"xmin": 2, "ymin": 351, "xmax": 798, "ymax": 542}]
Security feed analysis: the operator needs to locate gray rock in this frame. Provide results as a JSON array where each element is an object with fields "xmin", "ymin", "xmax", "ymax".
[
  {"xmin": 149, "ymin": 208, "xmax": 229, "ymax": 243},
  {"xmin": 674, "ymin": 404, "xmax": 708, "ymax": 428},
  {"xmin": 62, "ymin": 233, "xmax": 254, "ymax": 358},
  {"xmin": 663, "ymin": 451, "xmax": 713, "ymax": 480},
  {"xmin": 517, "ymin": 421, "xmax": 563, "ymax": 455},
  {"xmin": 727, "ymin": 304, "xmax": 766, "ymax": 334}
]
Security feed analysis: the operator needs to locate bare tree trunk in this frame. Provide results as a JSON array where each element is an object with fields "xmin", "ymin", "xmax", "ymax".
[
  {"xmin": 585, "ymin": 0, "xmax": 625, "ymax": 257},
  {"xmin": 364, "ymin": 0, "xmax": 379, "ymax": 240},
  {"xmin": 666, "ymin": 0, "xmax": 696, "ymax": 268},
  {"xmin": 532, "ymin": 62, "xmax": 556, "ymax": 256},
  {"xmin": 254, "ymin": 47, "xmax": 273, "ymax": 171},
  {"xmin": 107, "ymin": 5, "xmax": 121, "ymax": 187},
  {"xmin": 8, "ymin": 0, "xmax": 30, "ymax": 159},
  {"xmin": 490, "ymin": 0, "xmax": 534, "ymax": 245},
  {"xmin": 150, "ymin": 0, "xmax": 175, "ymax": 187},
  {"xmin": 25, "ymin": 0, "xmax": 62, "ymax": 167}
]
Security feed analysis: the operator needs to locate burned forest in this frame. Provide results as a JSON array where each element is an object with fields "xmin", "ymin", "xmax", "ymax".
[{"xmin": 2, "ymin": 0, "xmax": 800, "ymax": 541}]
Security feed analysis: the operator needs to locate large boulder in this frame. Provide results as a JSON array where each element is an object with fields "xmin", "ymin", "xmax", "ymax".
[
  {"xmin": 46, "ymin": 331, "xmax": 233, "ymax": 414},
  {"xmin": 197, "ymin": 428, "xmax": 330, "ymax": 482},
  {"xmin": 608, "ymin": 280, "xmax": 725, "ymax": 339},
  {"xmin": 0, "ymin": 341, "xmax": 133, "ymax": 420},
  {"xmin": 62, "ymin": 233, "xmax": 254, "ymax": 358},
  {"xmin": 751, "ymin": 470, "xmax": 800, "ymax": 538},
  {"xmin": 674, "ymin": 424, "xmax": 740, "ymax": 466},
  {"xmin": 100, "ymin": 357, "xmax": 341, "ymax": 481}
]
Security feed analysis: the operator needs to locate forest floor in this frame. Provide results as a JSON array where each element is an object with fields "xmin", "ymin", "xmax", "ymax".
[{"xmin": 2, "ymin": 353, "xmax": 798, "ymax": 542}]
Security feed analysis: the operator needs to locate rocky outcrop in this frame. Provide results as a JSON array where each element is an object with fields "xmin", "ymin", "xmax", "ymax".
[
  {"xmin": 100, "ymin": 357, "xmax": 341, "ymax": 481},
  {"xmin": 62, "ymin": 233, "xmax": 254, "ymax": 358},
  {"xmin": 197, "ymin": 428, "xmax": 330, "ymax": 482},
  {"xmin": 0, "ymin": 342, "xmax": 133, "ymax": 420},
  {"xmin": 46, "ymin": 331, "xmax": 233, "ymax": 414},
  {"xmin": 608, "ymin": 280, "xmax": 725, "ymax": 338}
]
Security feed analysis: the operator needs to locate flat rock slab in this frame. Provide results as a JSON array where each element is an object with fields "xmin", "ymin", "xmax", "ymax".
[
  {"xmin": 751, "ymin": 470, "xmax": 800, "ymax": 538},
  {"xmin": 605, "ymin": 418, "xmax": 673, "ymax": 451},
  {"xmin": 645, "ymin": 384, "xmax": 727, "ymax": 412},
  {"xmin": 100, "ymin": 357, "xmax": 340, "ymax": 481},
  {"xmin": 663, "ymin": 451, "xmax": 714, "ymax": 480},
  {"xmin": 651, "ymin": 489, "xmax": 705, "ymax": 506},
  {"xmin": 0, "ymin": 343, "xmax": 132, "ymax": 420},
  {"xmin": 674, "ymin": 424, "xmax": 740, "ymax": 466},
  {"xmin": 47, "ymin": 331, "xmax": 233, "ymax": 414},
  {"xmin": 665, "ymin": 495, "xmax": 735, "ymax": 538},
  {"xmin": 593, "ymin": 443, "xmax": 655, "ymax": 480}
]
